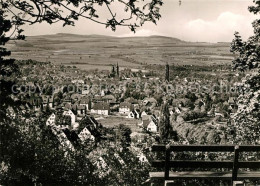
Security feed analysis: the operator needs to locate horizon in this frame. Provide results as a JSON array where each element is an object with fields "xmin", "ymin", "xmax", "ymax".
[{"xmin": 24, "ymin": 33, "xmax": 231, "ymax": 44}]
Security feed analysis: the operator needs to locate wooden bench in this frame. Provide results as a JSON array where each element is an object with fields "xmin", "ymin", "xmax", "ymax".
[{"xmin": 150, "ymin": 144, "xmax": 260, "ymax": 184}]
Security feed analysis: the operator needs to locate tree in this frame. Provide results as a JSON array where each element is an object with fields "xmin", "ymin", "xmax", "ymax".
[
  {"xmin": 185, "ymin": 91, "xmax": 197, "ymax": 103},
  {"xmin": 116, "ymin": 124, "xmax": 132, "ymax": 149},
  {"xmin": 0, "ymin": 117, "xmax": 95, "ymax": 185},
  {"xmin": 159, "ymin": 102, "xmax": 173, "ymax": 143},
  {"xmin": 1, "ymin": 0, "xmax": 163, "ymax": 36},
  {"xmin": 0, "ymin": 10, "xmax": 21, "ymax": 123},
  {"xmin": 230, "ymin": 0, "xmax": 260, "ymax": 144}
]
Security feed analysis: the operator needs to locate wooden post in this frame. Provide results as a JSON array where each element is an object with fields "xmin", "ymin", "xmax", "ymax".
[
  {"xmin": 165, "ymin": 146, "xmax": 170, "ymax": 180},
  {"xmin": 232, "ymin": 145, "xmax": 239, "ymax": 183}
]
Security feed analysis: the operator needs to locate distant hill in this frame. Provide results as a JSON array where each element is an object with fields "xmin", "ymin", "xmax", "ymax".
[{"xmin": 6, "ymin": 33, "xmax": 233, "ymax": 70}]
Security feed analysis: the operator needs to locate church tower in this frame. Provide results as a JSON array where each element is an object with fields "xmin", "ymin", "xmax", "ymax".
[
  {"xmin": 165, "ymin": 62, "xmax": 170, "ymax": 82},
  {"xmin": 116, "ymin": 63, "xmax": 119, "ymax": 77}
]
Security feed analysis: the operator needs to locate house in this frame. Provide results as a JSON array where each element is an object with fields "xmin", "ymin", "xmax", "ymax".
[
  {"xmin": 72, "ymin": 104, "xmax": 87, "ymax": 117},
  {"xmin": 141, "ymin": 111, "xmax": 148, "ymax": 118},
  {"xmin": 79, "ymin": 97, "xmax": 90, "ymax": 110},
  {"xmin": 102, "ymin": 95, "xmax": 116, "ymax": 103},
  {"xmin": 72, "ymin": 79, "xmax": 84, "ymax": 84},
  {"xmin": 51, "ymin": 126, "xmax": 75, "ymax": 150},
  {"xmin": 42, "ymin": 95, "xmax": 54, "ymax": 108},
  {"xmin": 126, "ymin": 109, "xmax": 140, "ymax": 119},
  {"xmin": 147, "ymin": 120, "xmax": 157, "ymax": 132},
  {"xmin": 134, "ymin": 109, "xmax": 141, "ymax": 119},
  {"xmin": 91, "ymin": 102, "xmax": 110, "ymax": 115},
  {"xmin": 46, "ymin": 113, "xmax": 56, "ymax": 126},
  {"xmin": 137, "ymin": 153, "xmax": 148, "ymax": 165},
  {"xmin": 127, "ymin": 111, "xmax": 135, "ymax": 119},
  {"xmin": 63, "ymin": 109, "xmax": 78, "ymax": 128},
  {"xmin": 119, "ymin": 102, "xmax": 133, "ymax": 114},
  {"xmin": 78, "ymin": 127, "xmax": 95, "ymax": 142},
  {"xmin": 71, "ymin": 94, "xmax": 82, "ymax": 102},
  {"xmin": 143, "ymin": 97, "xmax": 157, "ymax": 108},
  {"xmin": 142, "ymin": 119, "xmax": 157, "ymax": 133},
  {"xmin": 64, "ymin": 95, "xmax": 72, "ymax": 103}
]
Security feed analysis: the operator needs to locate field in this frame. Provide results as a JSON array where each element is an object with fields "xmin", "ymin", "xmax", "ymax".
[
  {"xmin": 95, "ymin": 115, "xmax": 141, "ymax": 132},
  {"xmin": 6, "ymin": 33, "xmax": 233, "ymax": 70}
]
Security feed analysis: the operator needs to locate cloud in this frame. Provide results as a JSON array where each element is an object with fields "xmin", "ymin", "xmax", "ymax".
[
  {"xmin": 118, "ymin": 29, "xmax": 163, "ymax": 37},
  {"xmin": 184, "ymin": 12, "xmax": 255, "ymax": 42}
]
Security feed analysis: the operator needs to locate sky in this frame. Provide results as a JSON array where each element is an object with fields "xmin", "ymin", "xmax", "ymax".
[{"xmin": 22, "ymin": 0, "xmax": 258, "ymax": 42}]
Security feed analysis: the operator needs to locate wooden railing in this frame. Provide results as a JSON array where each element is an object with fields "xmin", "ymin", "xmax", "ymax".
[{"xmin": 150, "ymin": 144, "xmax": 260, "ymax": 184}]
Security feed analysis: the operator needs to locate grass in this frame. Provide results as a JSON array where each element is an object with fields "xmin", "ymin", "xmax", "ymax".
[{"xmin": 96, "ymin": 115, "xmax": 141, "ymax": 132}]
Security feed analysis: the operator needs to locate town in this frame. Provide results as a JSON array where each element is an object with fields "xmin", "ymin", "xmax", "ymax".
[{"xmin": 5, "ymin": 58, "xmax": 249, "ymax": 182}]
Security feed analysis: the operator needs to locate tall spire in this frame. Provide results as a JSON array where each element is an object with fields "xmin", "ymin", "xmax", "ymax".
[
  {"xmin": 165, "ymin": 62, "xmax": 170, "ymax": 82},
  {"xmin": 116, "ymin": 63, "xmax": 119, "ymax": 77}
]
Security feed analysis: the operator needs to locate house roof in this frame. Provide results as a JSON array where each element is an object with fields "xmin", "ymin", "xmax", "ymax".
[
  {"xmin": 103, "ymin": 95, "xmax": 116, "ymax": 100},
  {"xmin": 93, "ymin": 102, "xmax": 110, "ymax": 110},
  {"xmin": 142, "ymin": 120, "xmax": 150, "ymax": 128},
  {"xmin": 78, "ymin": 115, "xmax": 102, "ymax": 139},
  {"xmin": 125, "ymin": 97, "xmax": 138, "ymax": 104},
  {"xmin": 228, "ymin": 97, "xmax": 236, "ymax": 104},
  {"xmin": 119, "ymin": 102, "xmax": 133, "ymax": 109},
  {"xmin": 79, "ymin": 97, "xmax": 90, "ymax": 104}
]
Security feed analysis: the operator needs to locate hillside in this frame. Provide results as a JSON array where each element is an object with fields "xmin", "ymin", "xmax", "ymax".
[{"xmin": 6, "ymin": 33, "xmax": 233, "ymax": 70}]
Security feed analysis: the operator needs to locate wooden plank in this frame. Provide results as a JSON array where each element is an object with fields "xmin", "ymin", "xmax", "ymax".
[
  {"xmin": 238, "ymin": 161, "xmax": 260, "ymax": 168},
  {"xmin": 239, "ymin": 145, "xmax": 260, "ymax": 152},
  {"xmin": 152, "ymin": 160, "xmax": 260, "ymax": 169},
  {"xmin": 150, "ymin": 171, "xmax": 232, "ymax": 179},
  {"xmin": 152, "ymin": 160, "xmax": 233, "ymax": 168},
  {"xmin": 152, "ymin": 144, "xmax": 166, "ymax": 152},
  {"xmin": 149, "ymin": 171, "xmax": 260, "ymax": 180},
  {"xmin": 152, "ymin": 145, "xmax": 260, "ymax": 152},
  {"xmin": 152, "ymin": 145, "xmax": 235, "ymax": 152}
]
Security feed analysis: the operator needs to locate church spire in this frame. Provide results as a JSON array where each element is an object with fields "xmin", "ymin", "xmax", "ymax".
[
  {"xmin": 165, "ymin": 62, "xmax": 170, "ymax": 82},
  {"xmin": 116, "ymin": 63, "xmax": 119, "ymax": 77}
]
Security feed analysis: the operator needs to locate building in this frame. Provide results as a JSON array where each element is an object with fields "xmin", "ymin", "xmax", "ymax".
[
  {"xmin": 78, "ymin": 127, "xmax": 95, "ymax": 142},
  {"xmin": 141, "ymin": 119, "xmax": 158, "ymax": 133},
  {"xmin": 119, "ymin": 102, "xmax": 133, "ymax": 115},
  {"xmin": 91, "ymin": 102, "xmax": 110, "ymax": 115},
  {"xmin": 46, "ymin": 113, "xmax": 56, "ymax": 126}
]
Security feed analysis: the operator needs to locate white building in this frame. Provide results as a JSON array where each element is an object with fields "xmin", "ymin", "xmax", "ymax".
[
  {"xmin": 63, "ymin": 109, "xmax": 76, "ymax": 124},
  {"xmin": 46, "ymin": 113, "xmax": 56, "ymax": 126},
  {"xmin": 78, "ymin": 127, "xmax": 95, "ymax": 142},
  {"xmin": 119, "ymin": 102, "xmax": 133, "ymax": 115},
  {"xmin": 91, "ymin": 102, "xmax": 110, "ymax": 115},
  {"xmin": 147, "ymin": 120, "xmax": 157, "ymax": 132}
]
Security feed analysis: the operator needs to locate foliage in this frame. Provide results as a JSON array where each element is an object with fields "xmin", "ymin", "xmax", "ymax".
[
  {"xmin": 230, "ymin": 0, "xmax": 260, "ymax": 144},
  {"xmin": 159, "ymin": 102, "xmax": 178, "ymax": 143},
  {"xmin": 0, "ymin": 10, "xmax": 22, "ymax": 123},
  {"xmin": 1, "ymin": 0, "xmax": 163, "ymax": 36},
  {"xmin": 185, "ymin": 91, "xmax": 197, "ymax": 102},
  {"xmin": 182, "ymin": 110, "xmax": 207, "ymax": 122},
  {"xmin": 0, "ymin": 116, "xmax": 95, "ymax": 185},
  {"xmin": 116, "ymin": 124, "xmax": 132, "ymax": 148}
]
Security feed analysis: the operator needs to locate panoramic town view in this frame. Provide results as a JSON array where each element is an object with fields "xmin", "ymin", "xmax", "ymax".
[{"xmin": 0, "ymin": 0, "xmax": 260, "ymax": 185}]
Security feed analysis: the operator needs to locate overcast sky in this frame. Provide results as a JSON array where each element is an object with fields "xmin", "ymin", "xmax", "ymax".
[{"xmin": 22, "ymin": 0, "xmax": 257, "ymax": 42}]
